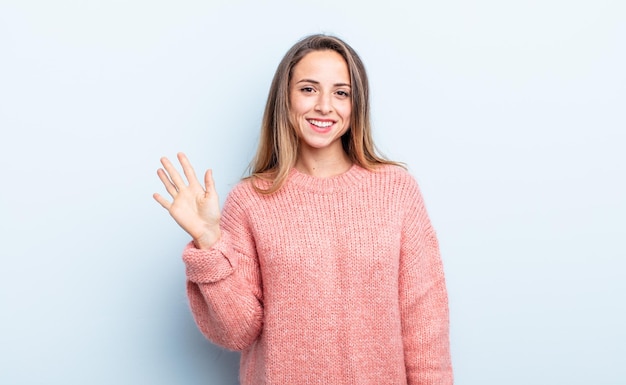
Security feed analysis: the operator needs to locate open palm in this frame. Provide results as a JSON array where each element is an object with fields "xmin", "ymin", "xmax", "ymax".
[{"xmin": 153, "ymin": 153, "xmax": 222, "ymax": 249}]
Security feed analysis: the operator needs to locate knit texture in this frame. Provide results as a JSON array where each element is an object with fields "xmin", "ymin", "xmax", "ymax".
[{"xmin": 182, "ymin": 164, "xmax": 453, "ymax": 385}]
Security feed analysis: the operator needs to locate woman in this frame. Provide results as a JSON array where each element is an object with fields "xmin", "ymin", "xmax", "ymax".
[{"xmin": 154, "ymin": 34, "xmax": 453, "ymax": 384}]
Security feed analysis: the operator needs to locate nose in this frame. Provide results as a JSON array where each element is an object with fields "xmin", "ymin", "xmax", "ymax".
[{"xmin": 314, "ymin": 93, "xmax": 332, "ymax": 114}]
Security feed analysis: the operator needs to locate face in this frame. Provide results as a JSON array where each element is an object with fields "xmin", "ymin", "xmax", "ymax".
[{"xmin": 289, "ymin": 50, "xmax": 352, "ymax": 156}]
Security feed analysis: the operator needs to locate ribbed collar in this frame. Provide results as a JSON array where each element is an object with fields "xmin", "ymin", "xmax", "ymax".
[{"xmin": 286, "ymin": 164, "xmax": 370, "ymax": 194}]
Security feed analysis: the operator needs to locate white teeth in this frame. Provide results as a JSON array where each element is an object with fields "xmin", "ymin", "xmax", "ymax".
[{"xmin": 308, "ymin": 120, "xmax": 333, "ymax": 128}]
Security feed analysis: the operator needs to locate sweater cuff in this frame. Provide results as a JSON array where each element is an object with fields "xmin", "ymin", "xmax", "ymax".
[{"xmin": 182, "ymin": 237, "xmax": 236, "ymax": 283}]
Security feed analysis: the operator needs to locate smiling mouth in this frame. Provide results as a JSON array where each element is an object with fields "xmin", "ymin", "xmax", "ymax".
[{"xmin": 307, "ymin": 119, "xmax": 335, "ymax": 128}]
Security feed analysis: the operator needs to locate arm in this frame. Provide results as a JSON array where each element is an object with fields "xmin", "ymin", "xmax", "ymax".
[
  {"xmin": 399, "ymin": 180, "xmax": 453, "ymax": 384},
  {"xmin": 183, "ymin": 191, "xmax": 264, "ymax": 351},
  {"xmin": 153, "ymin": 153, "xmax": 263, "ymax": 351}
]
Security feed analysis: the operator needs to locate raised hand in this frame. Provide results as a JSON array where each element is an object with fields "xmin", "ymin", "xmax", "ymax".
[{"xmin": 153, "ymin": 152, "xmax": 222, "ymax": 249}]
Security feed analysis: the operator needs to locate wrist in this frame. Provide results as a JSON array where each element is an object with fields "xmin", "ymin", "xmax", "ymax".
[{"xmin": 192, "ymin": 226, "xmax": 222, "ymax": 250}]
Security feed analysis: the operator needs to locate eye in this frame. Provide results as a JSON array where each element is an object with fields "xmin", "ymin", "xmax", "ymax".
[
  {"xmin": 336, "ymin": 90, "xmax": 350, "ymax": 98},
  {"xmin": 300, "ymin": 86, "xmax": 315, "ymax": 93}
]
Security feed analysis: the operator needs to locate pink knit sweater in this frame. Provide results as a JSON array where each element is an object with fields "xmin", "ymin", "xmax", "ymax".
[{"xmin": 182, "ymin": 164, "xmax": 453, "ymax": 384}]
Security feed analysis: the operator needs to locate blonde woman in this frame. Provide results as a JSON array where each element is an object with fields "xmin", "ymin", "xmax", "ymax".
[{"xmin": 154, "ymin": 34, "xmax": 453, "ymax": 385}]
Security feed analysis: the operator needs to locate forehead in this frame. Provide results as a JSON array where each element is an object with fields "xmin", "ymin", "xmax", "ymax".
[{"xmin": 291, "ymin": 50, "xmax": 350, "ymax": 83}]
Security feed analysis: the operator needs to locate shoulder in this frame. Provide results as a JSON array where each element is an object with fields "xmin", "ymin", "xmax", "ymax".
[
  {"xmin": 368, "ymin": 164, "xmax": 420, "ymax": 190},
  {"xmin": 371, "ymin": 163, "xmax": 413, "ymax": 178},
  {"xmin": 218, "ymin": 178, "xmax": 268, "ymax": 228},
  {"xmin": 225, "ymin": 178, "xmax": 260, "ymax": 203},
  {"xmin": 224, "ymin": 176, "xmax": 281, "ymax": 207},
  {"xmin": 218, "ymin": 178, "xmax": 255, "ymax": 215},
  {"xmin": 365, "ymin": 164, "xmax": 427, "ymax": 209}
]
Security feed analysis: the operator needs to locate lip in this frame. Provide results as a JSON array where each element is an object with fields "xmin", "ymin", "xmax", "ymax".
[{"xmin": 307, "ymin": 118, "xmax": 335, "ymax": 134}]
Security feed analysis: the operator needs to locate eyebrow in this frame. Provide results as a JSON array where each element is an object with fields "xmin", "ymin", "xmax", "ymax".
[{"xmin": 295, "ymin": 79, "xmax": 351, "ymax": 87}]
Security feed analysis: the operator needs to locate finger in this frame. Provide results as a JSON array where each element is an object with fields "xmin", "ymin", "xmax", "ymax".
[
  {"xmin": 177, "ymin": 152, "xmax": 201, "ymax": 187},
  {"xmin": 153, "ymin": 193, "xmax": 172, "ymax": 210},
  {"xmin": 157, "ymin": 168, "xmax": 178, "ymax": 197},
  {"xmin": 204, "ymin": 169, "xmax": 216, "ymax": 194},
  {"xmin": 160, "ymin": 156, "xmax": 186, "ymax": 189}
]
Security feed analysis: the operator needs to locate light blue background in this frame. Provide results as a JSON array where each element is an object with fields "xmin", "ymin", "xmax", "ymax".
[{"xmin": 1, "ymin": 1, "xmax": 624, "ymax": 384}]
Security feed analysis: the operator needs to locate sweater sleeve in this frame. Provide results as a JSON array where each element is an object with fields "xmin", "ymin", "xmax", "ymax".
[
  {"xmin": 182, "ymin": 186, "xmax": 263, "ymax": 351},
  {"xmin": 399, "ymin": 178, "xmax": 453, "ymax": 384}
]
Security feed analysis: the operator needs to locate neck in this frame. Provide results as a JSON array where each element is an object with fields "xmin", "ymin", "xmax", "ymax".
[{"xmin": 295, "ymin": 147, "xmax": 352, "ymax": 178}]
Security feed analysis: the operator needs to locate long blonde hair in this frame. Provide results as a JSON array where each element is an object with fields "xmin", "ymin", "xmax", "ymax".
[{"xmin": 248, "ymin": 34, "xmax": 402, "ymax": 194}]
